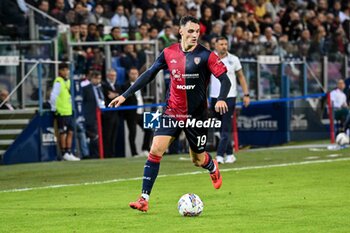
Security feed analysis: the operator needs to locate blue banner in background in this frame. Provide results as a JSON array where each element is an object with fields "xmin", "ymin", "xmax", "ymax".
[
  {"xmin": 40, "ymin": 112, "xmax": 58, "ymax": 161},
  {"xmin": 3, "ymin": 111, "xmax": 57, "ymax": 165},
  {"xmin": 237, "ymin": 102, "xmax": 289, "ymax": 146}
]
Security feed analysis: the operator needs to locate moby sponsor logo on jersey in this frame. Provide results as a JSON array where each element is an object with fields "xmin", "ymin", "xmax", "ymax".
[{"xmin": 176, "ymin": 85, "xmax": 196, "ymax": 90}]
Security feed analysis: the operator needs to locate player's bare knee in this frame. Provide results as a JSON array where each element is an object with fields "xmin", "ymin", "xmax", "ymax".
[
  {"xmin": 192, "ymin": 158, "xmax": 201, "ymax": 167},
  {"xmin": 150, "ymin": 144, "xmax": 165, "ymax": 156}
]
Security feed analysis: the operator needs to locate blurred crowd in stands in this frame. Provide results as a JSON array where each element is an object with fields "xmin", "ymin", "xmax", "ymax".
[
  {"xmin": 1, "ymin": 0, "xmax": 350, "ymax": 157},
  {"xmin": 1, "ymin": 0, "xmax": 349, "ymax": 62}
]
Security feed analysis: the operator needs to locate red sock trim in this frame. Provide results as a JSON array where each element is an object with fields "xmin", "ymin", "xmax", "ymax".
[
  {"xmin": 201, "ymin": 152, "xmax": 210, "ymax": 167},
  {"xmin": 148, "ymin": 153, "xmax": 162, "ymax": 163}
]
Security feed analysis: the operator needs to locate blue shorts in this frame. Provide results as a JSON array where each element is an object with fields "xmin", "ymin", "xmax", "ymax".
[{"xmin": 154, "ymin": 115, "xmax": 208, "ymax": 153}]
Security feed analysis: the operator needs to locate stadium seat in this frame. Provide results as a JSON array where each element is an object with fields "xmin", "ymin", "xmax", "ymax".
[
  {"xmin": 114, "ymin": 67, "xmax": 126, "ymax": 85},
  {"xmin": 111, "ymin": 57, "xmax": 121, "ymax": 68}
]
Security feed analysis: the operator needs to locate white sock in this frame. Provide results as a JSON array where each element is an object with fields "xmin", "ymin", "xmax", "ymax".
[
  {"xmin": 141, "ymin": 193, "xmax": 150, "ymax": 201},
  {"xmin": 210, "ymin": 164, "xmax": 216, "ymax": 173}
]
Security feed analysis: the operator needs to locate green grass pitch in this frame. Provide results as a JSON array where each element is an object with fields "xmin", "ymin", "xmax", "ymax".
[{"xmin": 1, "ymin": 145, "xmax": 350, "ymax": 233}]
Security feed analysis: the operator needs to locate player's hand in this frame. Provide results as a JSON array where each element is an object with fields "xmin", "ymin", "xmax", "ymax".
[
  {"xmin": 215, "ymin": 100, "xmax": 228, "ymax": 115},
  {"xmin": 243, "ymin": 96, "xmax": 250, "ymax": 107},
  {"xmin": 108, "ymin": 95, "xmax": 126, "ymax": 108}
]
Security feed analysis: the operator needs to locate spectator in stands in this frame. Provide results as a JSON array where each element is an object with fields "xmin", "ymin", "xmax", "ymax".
[
  {"xmin": 122, "ymin": 67, "xmax": 153, "ymax": 157},
  {"xmin": 203, "ymin": 21, "xmax": 223, "ymax": 42},
  {"xmin": 101, "ymin": 69, "xmax": 122, "ymax": 157},
  {"xmin": 297, "ymin": 29, "xmax": 312, "ymax": 57},
  {"xmin": 50, "ymin": 63, "xmax": 80, "ymax": 161},
  {"xmin": 309, "ymin": 25, "xmax": 329, "ymax": 60},
  {"xmin": 339, "ymin": 1, "xmax": 350, "ymax": 24},
  {"xmin": 244, "ymin": 0, "xmax": 256, "ymax": 14},
  {"xmin": 0, "ymin": 0, "xmax": 27, "ymax": 39},
  {"xmin": 50, "ymin": 0, "xmax": 67, "ymax": 23},
  {"xmin": 134, "ymin": 23, "xmax": 150, "ymax": 51},
  {"xmin": 135, "ymin": 23, "xmax": 150, "ymax": 41},
  {"xmin": 209, "ymin": 37, "xmax": 217, "ymax": 51},
  {"xmin": 35, "ymin": 0, "xmax": 53, "ymax": 26},
  {"xmin": 0, "ymin": 88, "xmax": 15, "ymax": 110},
  {"xmin": 200, "ymin": 7, "xmax": 213, "ymax": 37},
  {"xmin": 158, "ymin": 25, "xmax": 177, "ymax": 51},
  {"xmin": 186, "ymin": 1, "xmax": 201, "ymax": 19},
  {"xmin": 259, "ymin": 13, "xmax": 274, "ymax": 35},
  {"xmin": 255, "ymin": 0, "xmax": 267, "ymax": 22},
  {"xmin": 97, "ymin": 24, "xmax": 105, "ymax": 38},
  {"xmin": 58, "ymin": 22, "xmax": 80, "ymax": 60},
  {"xmin": 86, "ymin": 47, "xmax": 104, "ymax": 71},
  {"xmin": 273, "ymin": 22, "xmax": 283, "ymax": 39},
  {"xmin": 326, "ymin": 27, "xmax": 346, "ymax": 56},
  {"xmin": 305, "ymin": 11, "xmax": 318, "ymax": 36},
  {"xmin": 188, "ymin": 6, "xmax": 198, "ymax": 19},
  {"xmin": 259, "ymin": 27, "xmax": 278, "ymax": 55},
  {"xmin": 79, "ymin": 23, "xmax": 88, "ymax": 42},
  {"xmin": 286, "ymin": 11, "xmax": 303, "ymax": 41},
  {"xmin": 216, "ymin": 0, "xmax": 229, "ymax": 20},
  {"xmin": 142, "ymin": 8, "xmax": 155, "ymax": 26},
  {"xmin": 111, "ymin": 5, "xmax": 129, "ymax": 34},
  {"xmin": 120, "ymin": 44, "xmax": 144, "ymax": 72},
  {"xmin": 129, "ymin": 8, "xmax": 143, "ymax": 30},
  {"xmin": 274, "ymin": 34, "xmax": 296, "ymax": 57},
  {"xmin": 88, "ymin": 3, "xmax": 110, "ymax": 26},
  {"xmin": 152, "ymin": 8, "xmax": 168, "ymax": 32},
  {"xmin": 247, "ymin": 13, "xmax": 261, "ymax": 36},
  {"xmin": 104, "ymin": 26, "xmax": 127, "ymax": 56},
  {"xmin": 149, "ymin": 27, "xmax": 159, "ymax": 40},
  {"xmin": 86, "ymin": 23, "xmax": 101, "ymax": 41},
  {"xmin": 172, "ymin": 5, "xmax": 187, "ymax": 25},
  {"xmin": 231, "ymin": 26, "xmax": 247, "ymax": 55},
  {"xmin": 222, "ymin": 23, "xmax": 234, "ymax": 50},
  {"xmin": 73, "ymin": 1, "xmax": 89, "ymax": 24},
  {"xmin": 265, "ymin": 0, "xmax": 282, "ymax": 22},
  {"xmin": 324, "ymin": 13, "xmax": 337, "ymax": 36},
  {"xmin": 172, "ymin": 23, "xmax": 181, "ymax": 41},
  {"xmin": 82, "ymin": 70, "xmax": 105, "ymax": 158}
]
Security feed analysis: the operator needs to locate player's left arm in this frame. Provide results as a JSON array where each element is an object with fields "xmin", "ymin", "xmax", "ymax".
[
  {"xmin": 236, "ymin": 69, "xmax": 250, "ymax": 107},
  {"xmin": 216, "ymin": 73, "xmax": 231, "ymax": 115},
  {"xmin": 109, "ymin": 51, "xmax": 168, "ymax": 108},
  {"xmin": 208, "ymin": 52, "xmax": 231, "ymax": 115}
]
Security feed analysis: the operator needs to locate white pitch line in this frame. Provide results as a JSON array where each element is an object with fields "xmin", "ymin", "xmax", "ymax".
[{"xmin": 1, "ymin": 157, "xmax": 350, "ymax": 194}]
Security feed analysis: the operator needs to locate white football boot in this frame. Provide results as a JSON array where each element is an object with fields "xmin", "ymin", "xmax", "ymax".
[{"xmin": 225, "ymin": 154, "xmax": 237, "ymax": 164}]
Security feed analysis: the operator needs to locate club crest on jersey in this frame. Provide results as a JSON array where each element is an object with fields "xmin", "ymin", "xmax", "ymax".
[{"xmin": 194, "ymin": 57, "xmax": 201, "ymax": 65}]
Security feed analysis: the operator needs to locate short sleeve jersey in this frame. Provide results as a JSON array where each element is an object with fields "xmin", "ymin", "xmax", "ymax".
[{"xmin": 210, "ymin": 53, "xmax": 242, "ymax": 98}]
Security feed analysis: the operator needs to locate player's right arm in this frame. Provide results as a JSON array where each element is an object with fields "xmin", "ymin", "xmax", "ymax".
[
  {"xmin": 109, "ymin": 51, "xmax": 168, "ymax": 108},
  {"xmin": 50, "ymin": 82, "xmax": 61, "ymax": 112}
]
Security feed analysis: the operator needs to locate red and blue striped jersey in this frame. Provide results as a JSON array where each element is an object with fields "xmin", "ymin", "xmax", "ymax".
[{"xmin": 153, "ymin": 43, "xmax": 227, "ymax": 120}]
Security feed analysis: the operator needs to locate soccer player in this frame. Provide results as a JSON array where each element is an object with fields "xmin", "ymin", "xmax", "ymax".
[
  {"xmin": 109, "ymin": 16, "xmax": 231, "ymax": 212},
  {"xmin": 210, "ymin": 37, "xmax": 250, "ymax": 164}
]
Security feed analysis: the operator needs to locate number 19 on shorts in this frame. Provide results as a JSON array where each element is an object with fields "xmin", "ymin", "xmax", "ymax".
[{"xmin": 196, "ymin": 135, "xmax": 207, "ymax": 147}]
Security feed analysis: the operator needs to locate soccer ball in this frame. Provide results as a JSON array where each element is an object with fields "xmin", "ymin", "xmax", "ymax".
[
  {"xmin": 336, "ymin": 133, "xmax": 349, "ymax": 146},
  {"xmin": 177, "ymin": 193, "xmax": 204, "ymax": 217}
]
